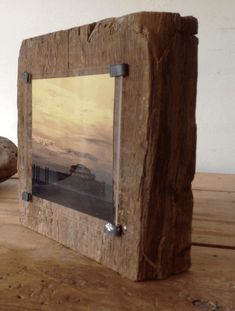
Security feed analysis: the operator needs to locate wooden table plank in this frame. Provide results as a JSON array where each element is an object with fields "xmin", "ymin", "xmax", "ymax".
[
  {"xmin": 192, "ymin": 174, "xmax": 235, "ymax": 248},
  {"xmin": 0, "ymin": 177, "xmax": 18, "ymax": 200},
  {"xmin": 193, "ymin": 172, "xmax": 235, "ymax": 192},
  {"xmin": 0, "ymin": 242, "xmax": 234, "ymax": 311}
]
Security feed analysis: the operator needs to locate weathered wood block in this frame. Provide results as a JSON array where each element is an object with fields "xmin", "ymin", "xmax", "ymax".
[{"xmin": 18, "ymin": 12, "xmax": 198, "ymax": 280}]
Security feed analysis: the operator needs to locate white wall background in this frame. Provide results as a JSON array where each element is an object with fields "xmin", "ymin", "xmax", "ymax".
[{"xmin": 0, "ymin": 0, "xmax": 234, "ymax": 173}]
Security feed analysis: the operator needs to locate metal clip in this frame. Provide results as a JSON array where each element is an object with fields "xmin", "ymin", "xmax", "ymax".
[
  {"xmin": 22, "ymin": 191, "xmax": 32, "ymax": 202},
  {"xmin": 110, "ymin": 64, "xmax": 129, "ymax": 77},
  {"xmin": 22, "ymin": 71, "xmax": 32, "ymax": 84}
]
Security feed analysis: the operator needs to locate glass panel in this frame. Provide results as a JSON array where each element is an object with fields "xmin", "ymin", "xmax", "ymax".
[{"xmin": 32, "ymin": 74, "xmax": 115, "ymax": 222}]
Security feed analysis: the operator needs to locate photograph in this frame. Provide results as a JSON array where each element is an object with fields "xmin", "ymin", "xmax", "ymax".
[{"xmin": 32, "ymin": 74, "xmax": 115, "ymax": 221}]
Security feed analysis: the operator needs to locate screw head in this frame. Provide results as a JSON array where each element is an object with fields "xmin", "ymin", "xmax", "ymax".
[{"xmin": 104, "ymin": 223, "xmax": 123, "ymax": 236}]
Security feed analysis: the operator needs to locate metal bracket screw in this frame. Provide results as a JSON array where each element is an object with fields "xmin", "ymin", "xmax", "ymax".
[{"xmin": 104, "ymin": 223, "xmax": 125, "ymax": 237}]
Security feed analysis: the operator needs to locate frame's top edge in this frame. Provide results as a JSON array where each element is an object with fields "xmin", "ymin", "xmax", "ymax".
[{"xmin": 20, "ymin": 11, "xmax": 197, "ymax": 46}]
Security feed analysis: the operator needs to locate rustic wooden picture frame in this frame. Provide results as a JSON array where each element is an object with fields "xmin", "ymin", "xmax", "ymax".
[{"xmin": 18, "ymin": 12, "xmax": 198, "ymax": 280}]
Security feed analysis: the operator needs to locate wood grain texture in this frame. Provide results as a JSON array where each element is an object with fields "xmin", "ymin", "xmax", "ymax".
[
  {"xmin": 18, "ymin": 12, "xmax": 198, "ymax": 280},
  {"xmin": 139, "ymin": 16, "xmax": 198, "ymax": 279},
  {"xmin": 192, "ymin": 190, "xmax": 235, "ymax": 248},
  {"xmin": 192, "ymin": 173, "xmax": 235, "ymax": 248},
  {"xmin": 193, "ymin": 173, "xmax": 235, "ymax": 192}
]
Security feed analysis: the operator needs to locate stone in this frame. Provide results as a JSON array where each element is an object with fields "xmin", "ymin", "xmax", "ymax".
[{"xmin": 0, "ymin": 137, "xmax": 17, "ymax": 183}]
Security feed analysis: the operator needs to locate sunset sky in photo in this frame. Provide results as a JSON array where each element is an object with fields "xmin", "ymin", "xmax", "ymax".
[{"xmin": 32, "ymin": 74, "xmax": 115, "ymax": 184}]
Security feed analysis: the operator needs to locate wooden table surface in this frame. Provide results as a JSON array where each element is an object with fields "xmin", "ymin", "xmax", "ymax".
[
  {"xmin": 0, "ymin": 175, "xmax": 234, "ymax": 311},
  {"xmin": 192, "ymin": 173, "xmax": 235, "ymax": 248}
]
